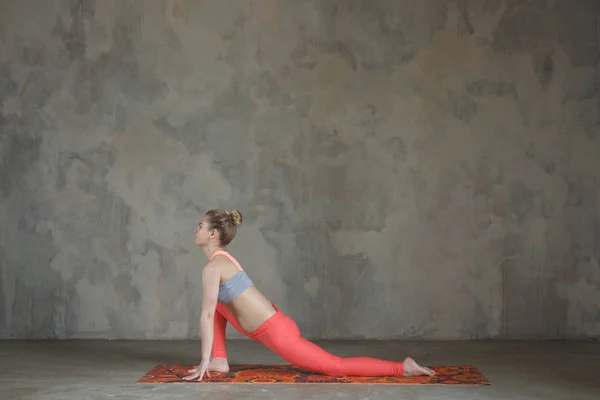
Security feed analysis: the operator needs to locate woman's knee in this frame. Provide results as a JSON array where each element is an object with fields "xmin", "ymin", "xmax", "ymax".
[{"xmin": 318, "ymin": 357, "xmax": 343, "ymax": 376}]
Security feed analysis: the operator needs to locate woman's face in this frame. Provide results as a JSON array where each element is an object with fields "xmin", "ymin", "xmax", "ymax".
[{"xmin": 194, "ymin": 216, "xmax": 213, "ymax": 246}]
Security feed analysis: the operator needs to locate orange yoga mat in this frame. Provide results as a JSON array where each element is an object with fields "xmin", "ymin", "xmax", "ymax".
[{"xmin": 137, "ymin": 364, "xmax": 491, "ymax": 385}]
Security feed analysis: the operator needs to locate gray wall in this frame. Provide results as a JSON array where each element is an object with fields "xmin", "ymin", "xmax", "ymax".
[{"xmin": 1, "ymin": 0, "xmax": 599, "ymax": 340}]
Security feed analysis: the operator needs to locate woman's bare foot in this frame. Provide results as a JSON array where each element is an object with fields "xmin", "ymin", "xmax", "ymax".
[
  {"xmin": 208, "ymin": 357, "xmax": 229, "ymax": 373},
  {"xmin": 403, "ymin": 357, "xmax": 435, "ymax": 376}
]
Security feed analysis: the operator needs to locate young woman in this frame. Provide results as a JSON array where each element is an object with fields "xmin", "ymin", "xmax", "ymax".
[{"xmin": 183, "ymin": 208, "xmax": 435, "ymax": 382}]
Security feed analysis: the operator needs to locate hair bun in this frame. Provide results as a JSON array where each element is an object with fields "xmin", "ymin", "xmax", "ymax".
[{"xmin": 230, "ymin": 209, "xmax": 243, "ymax": 226}]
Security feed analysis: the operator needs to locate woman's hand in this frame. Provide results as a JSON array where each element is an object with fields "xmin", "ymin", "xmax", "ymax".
[{"xmin": 183, "ymin": 359, "xmax": 211, "ymax": 382}]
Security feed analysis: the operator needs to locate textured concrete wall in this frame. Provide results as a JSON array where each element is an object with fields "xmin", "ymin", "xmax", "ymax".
[{"xmin": 1, "ymin": 0, "xmax": 599, "ymax": 340}]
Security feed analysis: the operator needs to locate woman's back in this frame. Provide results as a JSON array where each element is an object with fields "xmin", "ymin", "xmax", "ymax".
[{"xmin": 211, "ymin": 252, "xmax": 276, "ymax": 334}]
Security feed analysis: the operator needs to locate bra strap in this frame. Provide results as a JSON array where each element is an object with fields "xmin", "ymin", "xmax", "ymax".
[{"xmin": 210, "ymin": 250, "xmax": 243, "ymax": 271}]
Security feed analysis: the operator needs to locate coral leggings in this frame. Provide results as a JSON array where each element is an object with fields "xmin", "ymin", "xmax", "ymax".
[{"xmin": 211, "ymin": 302, "xmax": 404, "ymax": 376}]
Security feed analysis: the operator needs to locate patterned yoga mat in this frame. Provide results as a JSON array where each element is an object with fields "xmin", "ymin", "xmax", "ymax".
[{"xmin": 137, "ymin": 364, "xmax": 491, "ymax": 385}]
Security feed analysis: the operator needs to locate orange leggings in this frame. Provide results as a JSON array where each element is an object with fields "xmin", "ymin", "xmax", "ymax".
[{"xmin": 211, "ymin": 302, "xmax": 404, "ymax": 376}]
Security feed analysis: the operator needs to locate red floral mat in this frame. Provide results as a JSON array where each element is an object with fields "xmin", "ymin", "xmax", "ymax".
[{"xmin": 137, "ymin": 364, "xmax": 491, "ymax": 385}]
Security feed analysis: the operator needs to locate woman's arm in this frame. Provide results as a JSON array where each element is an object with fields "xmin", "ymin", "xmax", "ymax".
[
  {"xmin": 199, "ymin": 262, "xmax": 221, "ymax": 362},
  {"xmin": 182, "ymin": 262, "xmax": 221, "ymax": 382}
]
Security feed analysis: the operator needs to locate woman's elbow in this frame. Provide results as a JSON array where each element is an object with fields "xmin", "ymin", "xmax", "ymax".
[{"xmin": 201, "ymin": 310, "xmax": 214, "ymax": 322}]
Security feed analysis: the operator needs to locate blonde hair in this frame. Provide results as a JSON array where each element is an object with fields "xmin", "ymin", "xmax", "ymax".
[{"xmin": 205, "ymin": 208, "xmax": 243, "ymax": 247}]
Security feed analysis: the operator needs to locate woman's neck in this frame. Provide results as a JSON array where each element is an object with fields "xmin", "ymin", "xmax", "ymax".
[{"xmin": 203, "ymin": 243, "xmax": 225, "ymax": 260}]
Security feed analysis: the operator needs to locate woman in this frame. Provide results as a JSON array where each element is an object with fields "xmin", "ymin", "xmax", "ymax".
[{"xmin": 183, "ymin": 208, "xmax": 435, "ymax": 382}]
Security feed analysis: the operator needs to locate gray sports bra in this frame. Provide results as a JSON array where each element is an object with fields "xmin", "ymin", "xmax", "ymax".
[{"xmin": 211, "ymin": 250, "xmax": 254, "ymax": 304}]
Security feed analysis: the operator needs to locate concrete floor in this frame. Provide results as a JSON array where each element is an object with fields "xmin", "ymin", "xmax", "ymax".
[{"xmin": 1, "ymin": 339, "xmax": 599, "ymax": 399}]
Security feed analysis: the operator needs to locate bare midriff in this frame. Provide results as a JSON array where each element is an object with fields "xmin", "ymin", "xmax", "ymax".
[{"xmin": 224, "ymin": 286, "xmax": 277, "ymax": 334}]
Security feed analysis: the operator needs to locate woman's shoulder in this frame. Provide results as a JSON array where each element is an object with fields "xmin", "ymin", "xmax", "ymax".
[
  {"xmin": 207, "ymin": 254, "xmax": 243, "ymax": 280},
  {"xmin": 211, "ymin": 251, "xmax": 243, "ymax": 270}
]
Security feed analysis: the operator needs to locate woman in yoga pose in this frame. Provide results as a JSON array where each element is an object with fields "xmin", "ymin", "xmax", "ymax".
[{"xmin": 183, "ymin": 208, "xmax": 435, "ymax": 382}]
